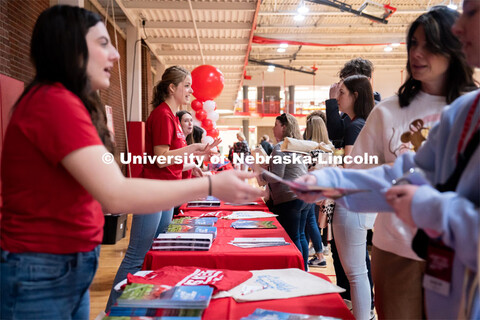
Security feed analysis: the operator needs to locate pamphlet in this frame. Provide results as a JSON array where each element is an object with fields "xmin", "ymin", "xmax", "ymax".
[
  {"xmin": 170, "ymin": 217, "xmax": 218, "ymax": 226},
  {"xmin": 260, "ymin": 169, "xmax": 369, "ymax": 199},
  {"xmin": 241, "ymin": 308, "xmax": 340, "ymax": 320},
  {"xmin": 229, "ymin": 237, "xmax": 289, "ymax": 248},
  {"xmin": 231, "ymin": 220, "xmax": 277, "ymax": 229},
  {"xmin": 116, "ymin": 284, "xmax": 213, "ymax": 309}
]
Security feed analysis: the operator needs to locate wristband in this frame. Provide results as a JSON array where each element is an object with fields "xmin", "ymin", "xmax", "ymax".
[{"xmin": 207, "ymin": 175, "xmax": 212, "ymax": 196}]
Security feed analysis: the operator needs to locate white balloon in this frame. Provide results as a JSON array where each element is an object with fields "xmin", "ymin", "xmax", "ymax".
[
  {"xmin": 202, "ymin": 136, "xmax": 214, "ymax": 144},
  {"xmin": 203, "ymin": 100, "xmax": 216, "ymax": 113},
  {"xmin": 207, "ymin": 111, "xmax": 219, "ymax": 122},
  {"xmin": 192, "ymin": 117, "xmax": 202, "ymax": 127}
]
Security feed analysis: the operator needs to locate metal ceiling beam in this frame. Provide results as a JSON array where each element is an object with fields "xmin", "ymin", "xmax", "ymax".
[
  {"xmin": 123, "ymin": 1, "xmax": 256, "ymax": 11},
  {"xmin": 305, "ymin": 0, "xmax": 391, "ymax": 24},
  {"xmin": 144, "ymin": 21, "xmax": 251, "ymax": 30},
  {"xmin": 155, "ymin": 49, "xmax": 244, "ymax": 57},
  {"xmin": 256, "ymin": 23, "xmax": 408, "ymax": 29},
  {"xmin": 248, "ymin": 58, "xmax": 316, "ymax": 75},
  {"xmin": 258, "ymin": 9, "xmax": 426, "ymax": 16},
  {"xmin": 148, "ymin": 37, "xmax": 249, "ymax": 44},
  {"xmin": 163, "ymin": 59, "xmax": 244, "ymax": 65}
]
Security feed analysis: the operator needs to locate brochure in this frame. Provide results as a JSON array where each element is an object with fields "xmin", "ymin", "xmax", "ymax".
[
  {"xmin": 170, "ymin": 217, "xmax": 218, "ymax": 226},
  {"xmin": 260, "ymin": 169, "xmax": 369, "ymax": 199},
  {"xmin": 107, "ymin": 306, "xmax": 204, "ymax": 318},
  {"xmin": 116, "ymin": 284, "xmax": 213, "ymax": 309},
  {"xmin": 229, "ymin": 237, "xmax": 289, "ymax": 248},
  {"xmin": 241, "ymin": 308, "xmax": 340, "ymax": 320},
  {"xmin": 231, "ymin": 220, "xmax": 277, "ymax": 229},
  {"xmin": 167, "ymin": 225, "xmax": 217, "ymax": 239}
]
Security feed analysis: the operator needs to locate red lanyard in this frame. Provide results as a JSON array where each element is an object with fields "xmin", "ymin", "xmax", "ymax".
[{"xmin": 457, "ymin": 92, "xmax": 480, "ymax": 161}]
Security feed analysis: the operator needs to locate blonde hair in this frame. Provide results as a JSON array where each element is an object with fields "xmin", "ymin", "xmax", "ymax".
[{"xmin": 305, "ymin": 116, "xmax": 330, "ymax": 144}]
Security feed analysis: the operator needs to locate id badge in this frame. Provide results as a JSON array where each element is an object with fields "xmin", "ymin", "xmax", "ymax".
[{"xmin": 423, "ymin": 241, "xmax": 454, "ymax": 296}]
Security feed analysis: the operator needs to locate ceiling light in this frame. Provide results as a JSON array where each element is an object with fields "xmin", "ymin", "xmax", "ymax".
[
  {"xmin": 279, "ymin": 43, "xmax": 289, "ymax": 49},
  {"xmin": 391, "ymin": 43, "xmax": 401, "ymax": 47},
  {"xmin": 277, "ymin": 48, "xmax": 286, "ymax": 53},
  {"xmin": 267, "ymin": 65, "xmax": 275, "ymax": 72},
  {"xmin": 216, "ymin": 109, "xmax": 234, "ymax": 114},
  {"xmin": 294, "ymin": 14, "xmax": 305, "ymax": 21},
  {"xmin": 384, "ymin": 46, "xmax": 393, "ymax": 52},
  {"xmin": 298, "ymin": 4, "xmax": 309, "ymax": 14}
]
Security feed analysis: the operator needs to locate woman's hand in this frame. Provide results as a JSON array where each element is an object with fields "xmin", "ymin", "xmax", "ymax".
[
  {"xmin": 211, "ymin": 170, "xmax": 266, "ymax": 203},
  {"xmin": 193, "ymin": 138, "xmax": 222, "ymax": 156},
  {"xmin": 385, "ymin": 185, "xmax": 418, "ymax": 228}
]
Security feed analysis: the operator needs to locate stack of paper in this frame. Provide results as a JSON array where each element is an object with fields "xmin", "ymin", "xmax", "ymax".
[
  {"xmin": 229, "ymin": 237, "xmax": 289, "ymax": 248},
  {"xmin": 152, "ymin": 233, "xmax": 213, "ymax": 251}
]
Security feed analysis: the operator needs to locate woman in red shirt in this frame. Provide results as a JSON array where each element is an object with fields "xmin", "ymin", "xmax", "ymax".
[
  {"xmin": 106, "ymin": 67, "xmax": 215, "ymax": 311},
  {"xmin": 0, "ymin": 6, "xmax": 263, "ymax": 320}
]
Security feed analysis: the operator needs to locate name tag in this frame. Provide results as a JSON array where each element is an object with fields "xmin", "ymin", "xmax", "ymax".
[{"xmin": 423, "ymin": 241, "xmax": 454, "ymax": 296}]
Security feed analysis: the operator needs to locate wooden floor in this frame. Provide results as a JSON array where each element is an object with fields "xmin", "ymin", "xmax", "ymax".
[{"xmin": 89, "ymin": 215, "xmax": 338, "ymax": 320}]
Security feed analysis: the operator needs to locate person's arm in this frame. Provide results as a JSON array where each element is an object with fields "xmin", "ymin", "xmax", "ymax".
[
  {"xmin": 295, "ymin": 151, "xmax": 417, "ymax": 211},
  {"xmin": 325, "ymin": 99, "xmax": 345, "ymax": 140},
  {"xmin": 387, "ymin": 184, "xmax": 479, "ymax": 271},
  {"xmin": 61, "ymin": 145, "xmax": 264, "ymax": 214}
]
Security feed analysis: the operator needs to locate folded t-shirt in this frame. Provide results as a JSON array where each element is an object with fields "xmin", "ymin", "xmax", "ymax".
[{"xmin": 127, "ymin": 266, "xmax": 252, "ymax": 294}]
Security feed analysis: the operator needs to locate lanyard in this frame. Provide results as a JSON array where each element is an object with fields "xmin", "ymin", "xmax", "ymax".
[{"xmin": 457, "ymin": 92, "xmax": 480, "ymax": 161}]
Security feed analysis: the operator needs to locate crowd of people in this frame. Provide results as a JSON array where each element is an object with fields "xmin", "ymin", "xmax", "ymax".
[{"xmin": 0, "ymin": 1, "xmax": 478, "ymax": 320}]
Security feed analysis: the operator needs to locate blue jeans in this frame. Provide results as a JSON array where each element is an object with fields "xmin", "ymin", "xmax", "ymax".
[
  {"xmin": 106, "ymin": 208, "xmax": 173, "ymax": 312},
  {"xmin": 273, "ymin": 199, "xmax": 310, "ymax": 270},
  {"xmin": 304, "ymin": 204, "xmax": 323, "ymax": 253},
  {"xmin": 0, "ymin": 246, "xmax": 100, "ymax": 320},
  {"xmin": 332, "ymin": 205, "xmax": 376, "ymax": 320}
]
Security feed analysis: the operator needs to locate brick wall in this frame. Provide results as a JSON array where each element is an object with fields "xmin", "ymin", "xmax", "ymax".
[
  {"xmin": 141, "ymin": 43, "xmax": 153, "ymax": 122},
  {"xmin": 0, "ymin": 0, "xmax": 49, "ymax": 83}
]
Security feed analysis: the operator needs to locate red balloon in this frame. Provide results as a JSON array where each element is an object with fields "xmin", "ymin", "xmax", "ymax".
[
  {"xmin": 191, "ymin": 99, "xmax": 203, "ymax": 111},
  {"xmin": 191, "ymin": 65, "xmax": 225, "ymax": 101},
  {"xmin": 195, "ymin": 109, "xmax": 207, "ymax": 121},
  {"xmin": 207, "ymin": 128, "xmax": 219, "ymax": 139},
  {"xmin": 202, "ymin": 118, "xmax": 214, "ymax": 131}
]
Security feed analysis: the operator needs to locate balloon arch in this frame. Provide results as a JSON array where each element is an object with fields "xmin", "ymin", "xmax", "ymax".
[{"xmin": 190, "ymin": 65, "xmax": 224, "ymax": 144}]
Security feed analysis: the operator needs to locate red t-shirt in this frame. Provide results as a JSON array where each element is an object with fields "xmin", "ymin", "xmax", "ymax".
[
  {"xmin": 182, "ymin": 169, "xmax": 192, "ymax": 180},
  {"xmin": 127, "ymin": 266, "xmax": 252, "ymax": 294},
  {"xmin": 142, "ymin": 102, "xmax": 187, "ymax": 180},
  {"xmin": 1, "ymin": 83, "xmax": 104, "ymax": 254}
]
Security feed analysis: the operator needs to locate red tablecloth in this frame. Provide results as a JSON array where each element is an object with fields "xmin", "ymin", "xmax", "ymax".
[
  {"xmin": 202, "ymin": 273, "xmax": 354, "ymax": 320},
  {"xmin": 143, "ymin": 217, "xmax": 304, "ymax": 271},
  {"xmin": 180, "ymin": 198, "xmax": 270, "ymax": 212}
]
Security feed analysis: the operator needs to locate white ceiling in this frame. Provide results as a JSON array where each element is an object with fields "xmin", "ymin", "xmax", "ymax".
[{"xmin": 94, "ymin": 0, "xmax": 458, "ymax": 110}]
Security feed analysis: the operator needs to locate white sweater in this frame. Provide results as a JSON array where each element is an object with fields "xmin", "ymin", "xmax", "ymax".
[{"xmin": 349, "ymin": 91, "xmax": 446, "ymax": 260}]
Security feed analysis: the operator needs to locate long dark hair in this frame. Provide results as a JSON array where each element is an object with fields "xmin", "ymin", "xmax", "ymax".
[
  {"xmin": 176, "ymin": 110, "xmax": 192, "ymax": 143},
  {"xmin": 151, "ymin": 66, "xmax": 190, "ymax": 108},
  {"xmin": 15, "ymin": 5, "xmax": 113, "ymax": 151},
  {"xmin": 398, "ymin": 6, "xmax": 475, "ymax": 107},
  {"xmin": 343, "ymin": 75, "xmax": 374, "ymax": 120},
  {"xmin": 187, "ymin": 126, "xmax": 204, "ymax": 145}
]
